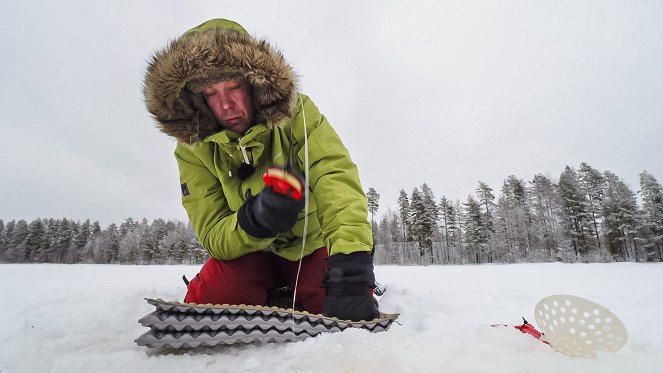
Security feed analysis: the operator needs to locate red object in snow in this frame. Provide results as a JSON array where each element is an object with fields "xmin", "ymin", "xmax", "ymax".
[{"xmin": 515, "ymin": 318, "xmax": 550, "ymax": 345}]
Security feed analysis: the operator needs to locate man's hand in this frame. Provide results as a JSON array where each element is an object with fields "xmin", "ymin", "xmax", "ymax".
[
  {"xmin": 323, "ymin": 252, "xmax": 380, "ymax": 321},
  {"xmin": 238, "ymin": 187, "xmax": 305, "ymax": 238}
]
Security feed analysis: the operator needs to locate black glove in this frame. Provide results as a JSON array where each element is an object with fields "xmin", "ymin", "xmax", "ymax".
[
  {"xmin": 237, "ymin": 187, "xmax": 305, "ymax": 238},
  {"xmin": 323, "ymin": 252, "xmax": 380, "ymax": 321}
]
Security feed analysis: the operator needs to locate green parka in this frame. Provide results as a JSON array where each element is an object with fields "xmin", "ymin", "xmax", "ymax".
[{"xmin": 144, "ymin": 19, "xmax": 372, "ymax": 261}]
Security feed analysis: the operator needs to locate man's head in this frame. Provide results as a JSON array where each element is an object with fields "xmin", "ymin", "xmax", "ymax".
[
  {"xmin": 202, "ymin": 79, "xmax": 255, "ymax": 134},
  {"xmin": 144, "ymin": 18, "xmax": 298, "ymax": 144}
]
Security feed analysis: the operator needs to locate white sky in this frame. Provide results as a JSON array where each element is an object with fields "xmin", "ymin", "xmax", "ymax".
[{"xmin": 1, "ymin": 0, "xmax": 662, "ymax": 226}]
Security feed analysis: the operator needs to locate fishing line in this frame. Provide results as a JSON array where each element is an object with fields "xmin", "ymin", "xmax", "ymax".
[{"xmin": 291, "ymin": 96, "xmax": 309, "ymax": 333}]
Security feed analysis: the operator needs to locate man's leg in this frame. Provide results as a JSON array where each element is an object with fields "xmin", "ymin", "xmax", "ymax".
[
  {"xmin": 280, "ymin": 247, "xmax": 328, "ymax": 314},
  {"xmin": 184, "ymin": 251, "xmax": 274, "ymax": 306}
]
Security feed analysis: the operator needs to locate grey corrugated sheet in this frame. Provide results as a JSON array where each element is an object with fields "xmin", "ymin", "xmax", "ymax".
[{"xmin": 135, "ymin": 298, "xmax": 399, "ymax": 348}]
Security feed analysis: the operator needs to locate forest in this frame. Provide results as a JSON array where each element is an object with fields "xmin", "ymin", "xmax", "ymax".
[
  {"xmin": 1, "ymin": 163, "xmax": 661, "ymax": 265},
  {"xmin": 371, "ymin": 164, "xmax": 663, "ymax": 265}
]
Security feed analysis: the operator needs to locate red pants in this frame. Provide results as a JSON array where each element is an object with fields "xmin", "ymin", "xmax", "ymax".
[{"xmin": 184, "ymin": 247, "xmax": 328, "ymax": 314}]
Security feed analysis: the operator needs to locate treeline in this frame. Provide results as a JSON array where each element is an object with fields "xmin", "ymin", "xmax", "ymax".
[
  {"xmin": 0, "ymin": 217, "xmax": 208, "ymax": 264},
  {"xmin": 2, "ymin": 163, "xmax": 662, "ymax": 266},
  {"xmin": 369, "ymin": 164, "xmax": 663, "ymax": 265}
]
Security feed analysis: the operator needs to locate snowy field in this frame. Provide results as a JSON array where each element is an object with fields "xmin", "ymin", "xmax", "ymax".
[{"xmin": 1, "ymin": 263, "xmax": 661, "ymax": 373}]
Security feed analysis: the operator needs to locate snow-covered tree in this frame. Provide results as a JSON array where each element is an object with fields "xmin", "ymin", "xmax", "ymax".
[
  {"xmin": 118, "ymin": 228, "xmax": 141, "ymax": 263},
  {"xmin": 494, "ymin": 176, "xmax": 532, "ymax": 261},
  {"xmin": 601, "ymin": 171, "xmax": 639, "ymax": 260},
  {"xmin": 439, "ymin": 196, "xmax": 455, "ymax": 263},
  {"xmin": 397, "ymin": 189, "xmax": 411, "ymax": 241},
  {"xmin": 528, "ymin": 174, "xmax": 566, "ymax": 260},
  {"xmin": 1, "ymin": 220, "xmax": 15, "ymax": 261},
  {"xmin": 639, "ymin": 170, "xmax": 663, "ymax": 261},
  {"xmin": 146, "ymin": 219, "xmax": 168, "ymax": 263},
  {"xmin": 420, "ymin": 183, "xmax": 440, "ymax": 261},
  {"xmin": 69, "ymin": 219, "xmax": 91, "ymax": 262},
  {"xmin": 578, "ymin": 162, "xmax": 605, "ymax": 256},
  {"xmin": 106, "ymin": 223, "xmax": 121, "ymax": 263},
  {"xmin": 366, "ymin": 187, "xmax": 380, "ymax": 225},
  {"xmin": 558, "ymin": 166, "xmax": 594, "ymax": 258},
  {"xmin": 475, "ymin": 181, "xmax": 496, "ymax": 260},
  {"xmin": 7, "ymin": 220, "xmax": 28, "ymax": 262},
  {"xmin": 25, "ymin": 218, "xmax": 45, "ymax": 262},
  {"xmin": 409, "ymin": 187, "xmax": 427, "ymax": 256},
  {"xmin": 0, "ymin": 220, "xmax": 5, "ymax": 254},
  {"xmin": 462, "ymin": 195, "xmax": 487, "ymax": 263},
  {"xmin": 475, "ymin": 181, "xmax": 496, "ymax": 228},
  {"xmin": 375, "ymin": 209, "xmax": 402, "ymax": 264}
]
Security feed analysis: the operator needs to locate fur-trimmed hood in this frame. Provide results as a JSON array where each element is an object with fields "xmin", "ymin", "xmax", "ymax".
[{"xmin": 144, "ymin": 19, "xmax": 298, "ymax": 144}]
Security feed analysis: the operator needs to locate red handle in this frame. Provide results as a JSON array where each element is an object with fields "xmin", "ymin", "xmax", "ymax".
[
  {"xmin": 263, "ymin": 167, "xmax": 303, "ymax": 200},
  {"xmin": 515, "ymin": 320, "xmax": 550, "ymax": 345}
]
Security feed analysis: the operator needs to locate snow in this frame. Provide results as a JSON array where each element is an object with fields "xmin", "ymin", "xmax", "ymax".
[{"xmin": 1, "ymin": 263, "xmax": 661, "ymax": 372}]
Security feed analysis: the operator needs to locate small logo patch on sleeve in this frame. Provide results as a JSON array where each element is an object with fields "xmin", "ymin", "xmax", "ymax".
[{"xmin": 181, "ymin": 183, "xmax": 190, "ymax": 196}]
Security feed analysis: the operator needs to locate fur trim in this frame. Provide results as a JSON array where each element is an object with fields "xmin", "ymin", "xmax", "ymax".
[{"xmin": 144, "ymin": 26, "xmax": 298, "ymax": 144}]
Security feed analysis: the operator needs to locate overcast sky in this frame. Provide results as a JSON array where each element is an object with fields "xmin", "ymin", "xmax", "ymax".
[{"xmin": 1, "ymin": 0, "xmax": 662, "ymax": 227}]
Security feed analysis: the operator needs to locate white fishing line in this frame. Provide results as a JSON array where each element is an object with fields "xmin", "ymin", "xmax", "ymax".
[{"xmin": 291, "ymin": 97, "xmax": 310, "ymax": 332}]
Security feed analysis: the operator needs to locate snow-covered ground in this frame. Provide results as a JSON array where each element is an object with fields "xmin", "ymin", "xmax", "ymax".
[{"xmin": 1, "ymin": 263, "xmax": 661, "ymax": 372}]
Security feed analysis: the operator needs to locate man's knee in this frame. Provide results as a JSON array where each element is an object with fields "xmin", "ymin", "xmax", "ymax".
[{"xmin": 184, "ymin": 253, "xmax": 273, "ymax": 306}]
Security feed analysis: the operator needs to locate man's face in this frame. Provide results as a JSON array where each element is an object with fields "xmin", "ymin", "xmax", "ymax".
[{"xmin": 203, "ymin": 79, "xmax": 255, "ymax": 134}]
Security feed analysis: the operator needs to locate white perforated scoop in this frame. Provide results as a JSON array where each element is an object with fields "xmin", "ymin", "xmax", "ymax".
[{"xmin": 533, "ymin": 295, "xmax": 628, "ymax": 358}]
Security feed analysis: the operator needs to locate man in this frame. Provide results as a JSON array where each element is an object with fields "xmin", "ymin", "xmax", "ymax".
[{"xmin": 144, "ymin": 19, "xmax": 378, "ymax": 321}]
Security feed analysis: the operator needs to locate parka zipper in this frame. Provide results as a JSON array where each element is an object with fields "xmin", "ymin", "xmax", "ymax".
[{"xmin": 238, "ymin": 136, "xmax": 251, "ymax": 165}]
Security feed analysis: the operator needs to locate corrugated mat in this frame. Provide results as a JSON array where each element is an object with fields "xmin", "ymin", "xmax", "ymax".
[{"xmin": 135, "ymin": 298, "xmax": 399, "ymax": 348}]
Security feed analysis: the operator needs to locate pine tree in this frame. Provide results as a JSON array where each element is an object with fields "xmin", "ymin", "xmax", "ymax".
[
  {"xmin": 79, "ymin": 220, "xmax": 102, "ymax": 263},
  {"xmin": 558, "ymin": 166, "xmax": 594, "ymax": 258},
  {"xmin": 147, "ymin": 219, "xmax": 168, "ymax": 263},
  {"xmin": 462, "ymin": 195, "xmax": 486, "ymax": 263},
  {"xmin": 52, "ymin": 219, "xmax": 75, "ymax": 263},
  {"xmin": 107, "ymin": 223, "xmax": 120, "ymax": 263},
  {"xmin": 92, "ymin": 221, "xmax": 101, "ymax": 235},
  {"xmin": 25, "ymin": 219, "xmax": 45, "ymax": 262},
  {"xmin": 475, "ymin": 181, "xmax": 496, "ymax": 229},
  {"xmin": 119, "ymin": 228, "xmax": 140, "ymax": 263},
  {"xmin": 186, "ymin": 221, "xmax": 208, "ymax": 263},
  {"xmin": 0, "ymin": 219, "xmax": 5, "ymax": 255},
  {"xmin": 492, "ymin": 195, "xmax": 512, "ymax": 261},
  {"xmin": 138, "ymin": 218, "xmax": 151, "ymax": 263},
  {"xmin": 578, "ymin": 162, "xmax": 605, "ymax": 256},
  {"xmin": 439, "ymin": 196, "xmax": 453, "ymax": 262},
  {"xmin": 409, "ymin": 187, "xmax": 427, "ymax": 257},
  {"xmin": 420, "ymin": 183, "xmax": 440, "ymax": 262},
  {"xmin": 397, "ymin": 189, "xmax": 411, "ymax": 241},
  {"xmin": 387, "ymin": 209, "xmax": 401, "ymax": 244},
  {"xmin": 497, "ymin": 176, "xmax": 532, "ymax": 260},
  {"xmin": 475, "ymin": 181, "xmax": 496, "ymax": 261},
  {"xmin": 601, "ymin": 171, "xmax": 639, "ymax": 260},
  {"xmin": 375, "ymin": 214, "xmax": 391, "ymax": 264},
  {"xmin": 71, "ymin": 219, "xmax": 91, "ymax": 263},
  {"xmin": 119, "ymin": 218, "xmax": 137, "ymax": 237},
  {"xmin": 454, "ymin": 199, "xmax": 464, "ymax": 262},
  {"xmin": 374, "ymin": 209, "xmax": 406, "ymax": 264},
  {"xmin": 7, "ymin": 220, "xmax": 29, "ymax": 262},
  {"xmin": 39, "ymin": 219, "xmax": 55, "ymax": 262},
  {"xmin": 528, "ymin": 174, "xmax": 565, "ymax": 260},
  {"xmin": 366, "ymin": 187, "xmax": 380, "ymax": 225},
  {"xmin": 639, "ymin": 171, "xmax": 663, "ymax": 261},
  {"xmin": 1, "ymin": 220, "xmax": 16, "ymax": 261},
  {"xmin": 74, "ymin": 219, "xmax": 91, "ymax": 250}
]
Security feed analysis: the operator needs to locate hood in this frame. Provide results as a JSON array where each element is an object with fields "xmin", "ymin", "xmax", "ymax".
[{"xmin": 143, "ymin": 19, "xmax": 298, "ymax": 144}]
